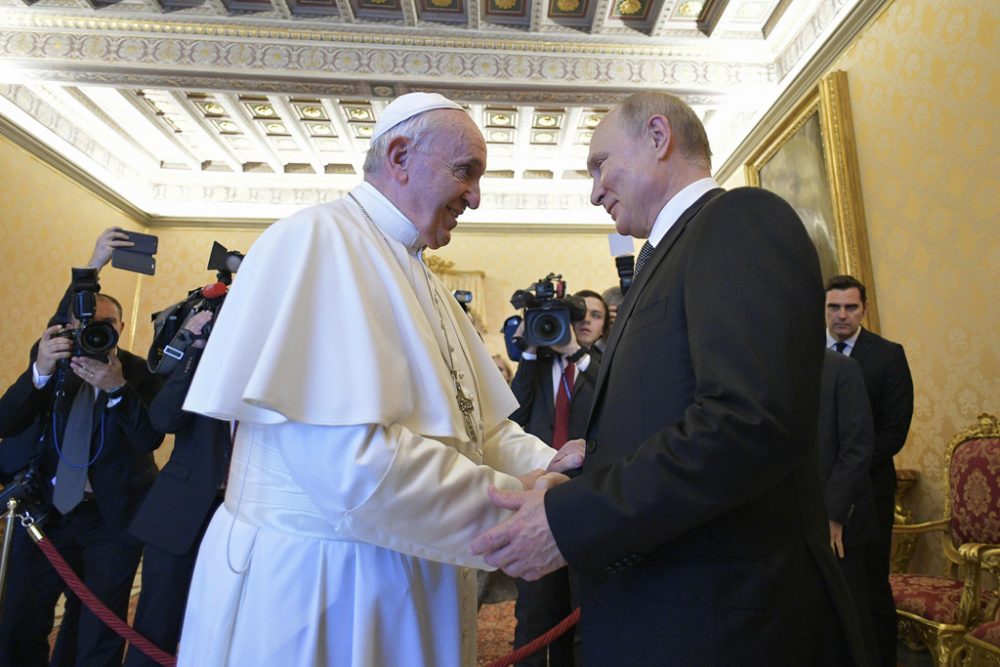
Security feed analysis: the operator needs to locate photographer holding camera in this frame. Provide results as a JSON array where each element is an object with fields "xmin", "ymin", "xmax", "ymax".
[
  {"xmin": 507, "ymin": 286, "xmax": 607, "ymax": 667},
  {"xmin": 123, "ymin": 259, "xmax": 237, "ymax": 667},
  {"xmin": 0, "ymin": 228, "xmax": 162, "ymax": 667}
]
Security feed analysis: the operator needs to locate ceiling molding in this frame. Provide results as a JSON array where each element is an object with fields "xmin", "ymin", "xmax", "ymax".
[
  {"xmin": 0, "ymin": 112, "xmax": 148, "ymax": 223},
  {"xmin": 714, "ymin": 0, "xmax": 888, "ymax": 183}
]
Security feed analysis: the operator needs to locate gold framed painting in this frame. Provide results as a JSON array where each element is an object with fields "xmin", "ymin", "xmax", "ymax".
[{"xmin": 744, "ymin": 69, "xmax": 879, "ymax": 332}]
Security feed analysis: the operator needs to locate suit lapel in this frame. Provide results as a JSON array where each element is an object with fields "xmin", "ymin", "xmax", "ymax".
[
  {"xmin": 850, "ymin": 328, "xmax": 873, "ymax": 363},
  {"xmin": 588, "ymin": 188, "xmax": 723, "ymax": 429}
]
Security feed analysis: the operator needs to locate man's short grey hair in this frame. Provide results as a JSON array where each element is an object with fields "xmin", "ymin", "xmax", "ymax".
[
  {"xmin": 616, "ymin": 92, "xmax": 712, "ymax": 170},
  {"xmin": 362, "ymin": 110, "xmax": 446, "ymax": 176}
]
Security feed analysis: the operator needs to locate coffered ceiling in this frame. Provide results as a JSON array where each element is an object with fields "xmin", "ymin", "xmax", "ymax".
[{"xmin": 0, "ymin": 0, "xmax": 883, "ymax": 226}]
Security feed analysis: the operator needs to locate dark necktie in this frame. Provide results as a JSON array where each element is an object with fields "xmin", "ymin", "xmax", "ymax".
[
  {"xmin": 633, "ymin": 241, "xmax": 654, "ymax": 278},
  {"xmin": 551, "ymin": 361, "xmax": 575, "ymax": 450},
  {"xmin": 52, "ymin": 382, "xmax": 95, "ymax": 514},
  {"xmin": 834, "ymin": 341, "xmax": 848, "ymax": 354}
]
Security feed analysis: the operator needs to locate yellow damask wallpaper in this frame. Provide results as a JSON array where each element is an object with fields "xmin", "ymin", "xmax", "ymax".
[
  {"xmin": 833, "ymin": 0, "xmax": 999, "ymax": 571},
  {"xmin": 0, "ymin": 138, "xmax": 141, "ymax": 386}
]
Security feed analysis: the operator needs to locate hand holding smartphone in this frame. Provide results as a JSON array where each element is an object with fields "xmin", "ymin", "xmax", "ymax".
[{"xmin": 112, "ymin": 230, "xmax": 159, "ymax": 275}]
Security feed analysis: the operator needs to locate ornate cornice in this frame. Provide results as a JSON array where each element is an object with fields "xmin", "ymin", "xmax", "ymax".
[{"xmin": 0, "ymin": 12, "xmax": 762, "ymax": 57}]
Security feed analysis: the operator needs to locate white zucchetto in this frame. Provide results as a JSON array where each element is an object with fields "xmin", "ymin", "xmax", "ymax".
[{"xmin": 371, "ymin": 92, "xmax": 464, "ymax": 142}]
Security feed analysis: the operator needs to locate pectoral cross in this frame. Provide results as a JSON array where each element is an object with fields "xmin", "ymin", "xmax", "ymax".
[{"xmin": 452, "ymin": 371, "xmax": 477, "ymax": 442}]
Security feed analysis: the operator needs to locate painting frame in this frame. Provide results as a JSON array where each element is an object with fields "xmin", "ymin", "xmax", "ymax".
[{"xmin": 744, "ymin": 70, "xmax": 880, "ymax": 332}]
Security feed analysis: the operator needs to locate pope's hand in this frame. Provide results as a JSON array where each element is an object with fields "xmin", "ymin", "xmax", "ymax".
[
  {"xmin": 547, "ymin": 439, "xmax": 584, "ymax": 473},
  {"xmin": 516, "ymin": 469, "xmax": 546, "ymax": 490}
]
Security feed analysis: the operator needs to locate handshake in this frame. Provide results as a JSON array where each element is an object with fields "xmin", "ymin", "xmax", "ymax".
[{"xmin": 516, "ymin": 438, "xmax": 585, "ymax": 492}]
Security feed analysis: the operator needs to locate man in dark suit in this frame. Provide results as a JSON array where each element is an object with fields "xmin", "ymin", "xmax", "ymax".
[
  {"xmin": 819, "ymin": 348, "xmax": 880, "ymax": 662},
  {"xmin": 472, "ymin": 91, "xmax": 867, "ymax": 666},
  {"xmin": 508, "ymin": 289, "xmax": 607, "ymax": 667},
  {"xmin": 826, "ymin": 273, "xmax": 914, "ymax": 667},
  {"xmin": 0, "ymin": 292, "xmax": 162, "ymax": 667},
  {"xmin": 124, "ymin": 309, "xmax": 233, "ymax": 667}
]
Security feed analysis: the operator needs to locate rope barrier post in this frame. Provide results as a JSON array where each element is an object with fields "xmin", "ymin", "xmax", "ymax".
[{"xmin": 0, "ymin": 498, "xmax": 20, "ymax": 616}]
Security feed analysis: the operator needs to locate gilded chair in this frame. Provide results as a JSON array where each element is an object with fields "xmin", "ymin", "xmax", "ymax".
[
  {"xmin": 954, "ymin": 546, "xmax": 1000, "ymax": 667},
  {"xmin": 889, "ymin": 413, "xmax": 1000, "ymax": 667}
]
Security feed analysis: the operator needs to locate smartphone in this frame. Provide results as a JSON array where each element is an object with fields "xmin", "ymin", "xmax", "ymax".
[
  {"xmin": 122, "ymin": 230, "xmax": 158, "ymax": 255},
  {"xmin": 111, "ymin": 248, "xmax": 156, "ymax": 275}
]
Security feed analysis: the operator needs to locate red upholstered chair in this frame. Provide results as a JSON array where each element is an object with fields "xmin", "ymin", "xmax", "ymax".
[
  {"xmin": 954, "ymin": 547, "xmax": 1000, "ymax": 667},
  {"xmin": 890, "ymin": 413, "xmax": 1000, "ymax": 667}
]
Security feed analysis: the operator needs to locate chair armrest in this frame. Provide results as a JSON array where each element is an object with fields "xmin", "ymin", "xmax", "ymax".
[
  {"xmin": 956, "ymin": 543, "xmax": 1000, "ymax": 626},
  {"xmin": 892, "ymin": 517, "xmax": 950, "ymax": 534}
]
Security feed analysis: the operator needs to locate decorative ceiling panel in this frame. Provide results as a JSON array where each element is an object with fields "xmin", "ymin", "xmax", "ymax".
[{"xmin": 0, "ymin": 0, "xmax": 885, "ymax": 225}]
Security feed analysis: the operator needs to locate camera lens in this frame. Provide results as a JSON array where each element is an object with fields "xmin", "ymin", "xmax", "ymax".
[
  {"xmin": 79, "ymin": 322, "xmax": 119, "ymax": 355},
  {"xmin": 527, "ymin": 311, "xmax": 569, "ymax": 348}
]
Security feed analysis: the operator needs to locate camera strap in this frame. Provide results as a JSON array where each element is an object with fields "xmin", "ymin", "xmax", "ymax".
[{"xmin": 151, "ymin": 328, "xmax": 196, "ymax": 375}]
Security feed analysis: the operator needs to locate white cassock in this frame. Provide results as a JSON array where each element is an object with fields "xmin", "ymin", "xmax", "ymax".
[{"xmin": 176, "ymin": 182, "xmax": 555, "ymax": 667}]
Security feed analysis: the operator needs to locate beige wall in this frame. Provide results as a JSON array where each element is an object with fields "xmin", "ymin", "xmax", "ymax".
[
  {"xmin": 831, "ymin": 0, "xmax": 999, "ymax": 570},
  {"xmin": 0, "ymin": 137, "xmax": 142, "ymax": 385}
]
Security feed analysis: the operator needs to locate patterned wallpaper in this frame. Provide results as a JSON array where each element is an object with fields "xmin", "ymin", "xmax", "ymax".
[
  {"xmin": 0, "ymin": 139, "xmax": 140, "ymax": 386},
  {"xmin": 832, "ymin": 0, "xmax": 1000, "ymax": 571}
]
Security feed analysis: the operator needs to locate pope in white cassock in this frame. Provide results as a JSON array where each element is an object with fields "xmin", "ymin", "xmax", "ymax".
[{"xmin": 175, "ymin": 93, "xmax": 582, "ymax": 667}]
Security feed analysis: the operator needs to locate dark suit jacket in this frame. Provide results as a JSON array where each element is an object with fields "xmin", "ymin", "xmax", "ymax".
[
  {"xmin": 850, "ymin": 327, "xmax": 913, "ymax": 499},
  {"xmin": 509, "ymin": 349, "xmax": 600, "ymax": 444},
  {"xmin": 129, "ymin": 347, "xmax": 232, "ymax": 555},
  {"xmin": 819, "ymin": 349, "xmax": 878, "ymax": 547},
  {"xmin": 0, "ymin": 349, "xmax": 161, "ymax": 531},
  {"xmin": 545, "ymin": 187, "xmax": 864, "ymax": 666}
]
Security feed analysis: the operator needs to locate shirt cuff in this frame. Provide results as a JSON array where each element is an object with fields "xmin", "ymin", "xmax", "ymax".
[{"xmin": 32, "ymin": 362, "xmax": 52, "ymax": 389}]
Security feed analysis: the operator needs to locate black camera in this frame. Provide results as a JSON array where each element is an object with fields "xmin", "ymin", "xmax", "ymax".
[
  {"xmin": 509, "ymin": 273, "xmax": 586, "ymax": 349},
  {"xmin": 453, "ymin": 290, "xmax": 473, "ymax": 313},
  {"xmin": 56, "ymin": 268, "xmax": 118, "ymax": 362},
  {"xmin": 147, "ymin": 242, "xmax": 243, "ymax": 374}
]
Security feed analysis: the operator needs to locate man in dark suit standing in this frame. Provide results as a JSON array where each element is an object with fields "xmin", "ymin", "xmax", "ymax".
[
  {"xmin": 507, "ymin": 289, "xmax": 607, "ymax": 667},
  {"xmin": 472, "ymin": 91, "xmax": 866, "ymax": 666},
  {"xmin": 0, "ymin": 293, "xmax": 162, "ymax": 667},
  {"xmin": 124, "ymin": 309, "xmax": 233, "ymax": 667},
  {"xmin": 819, "ymin": 348, "xmax": 880, "ymax": 663},
  {"xmin": 826, "ymin": 274, "xmax": 914, "ymax": 667}
]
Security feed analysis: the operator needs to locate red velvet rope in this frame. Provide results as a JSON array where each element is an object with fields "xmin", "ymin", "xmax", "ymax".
[
  {"xmin": 32, "ymin": 532, "xmax": 177, "ymax": 667},
  {"xmin": 486, "ymin": 607, "xmax": 580, "ymax": 667},
  {"xmin": 32, "ymin": 523, "xmax": 576, "ymax": 667}
]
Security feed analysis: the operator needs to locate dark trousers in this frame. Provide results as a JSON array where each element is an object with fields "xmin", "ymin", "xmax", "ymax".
[
  {"xmin": 839, "ymin": 542, "xmax": 879, "ymax": 667},
  {"xmin": 0, "ymin": 501, "xmax": 142, "ymax": 667},
  {"xmin": 866, "ymin": 493, "xmax": 898, "ymax": 667},
  {"xmin": 514, "ymin": 568, "xmax": 575, "ymax": 667},
  {"xmin": 124, "ymin": 497, "xmax": 221, "ymax": 667}
]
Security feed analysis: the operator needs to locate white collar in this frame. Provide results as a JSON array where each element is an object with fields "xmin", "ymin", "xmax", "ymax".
[
  {"xmin": 353, "ymin": 182, "xmax": 423, "ymax": 253},
  {"xmin": 648, "ymin": 177, "xmax": 720, "ymax": 248},
  {"xmin": 826, "ymin": 327, "xmax": 861, "ymax": 350}
]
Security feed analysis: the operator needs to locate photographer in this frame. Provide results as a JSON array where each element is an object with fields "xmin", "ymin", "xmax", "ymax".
[
  {"xmin": 507, "ymin": 288, "xmax": 607, "ymax": 667},
  {"xmin": 123, "ymin": 307, "xmax": 233, "ymax": 667},
  {"xmin": 0, "ymin": 230, "xmax": 162, "ymax": 667}
]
